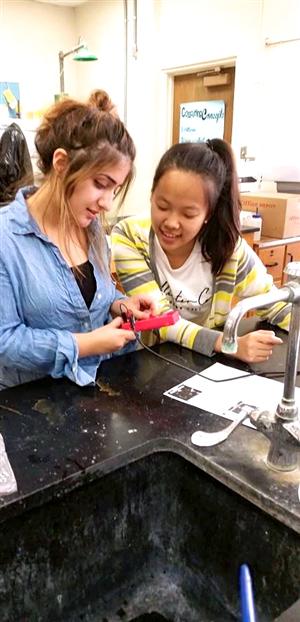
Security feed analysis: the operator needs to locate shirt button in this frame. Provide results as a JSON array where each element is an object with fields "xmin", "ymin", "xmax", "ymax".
[
  {"xmin": 97, "ymin": 293, "xmax": 102, "ymax": 300},
  {"xmin": 84, "ymin": 322, "xmax": 89, "ymax": 329}
]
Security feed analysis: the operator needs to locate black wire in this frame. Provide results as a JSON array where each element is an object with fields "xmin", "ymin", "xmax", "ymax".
[
  {"xmin": 133, "ymin": 326, "xmax": 254, "ymax": 383},
  {"xmin": 124, "ymin": 306, "xmax": 297, "ymax": 382},
  {"xmin": 257, "ymin": 371, "xmax": 285, "ymax": 378}
]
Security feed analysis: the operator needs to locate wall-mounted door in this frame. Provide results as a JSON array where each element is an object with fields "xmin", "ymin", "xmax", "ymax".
[{"xmin": 172, "ymin": 66, "xmax": 235, "ymax": 144}]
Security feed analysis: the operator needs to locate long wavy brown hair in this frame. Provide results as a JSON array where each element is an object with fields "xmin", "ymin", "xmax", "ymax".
[
  {"xmin": 34, "ymin": 91, "xmax": 135, "ymax": 274},
  {"xmin": 151, "ymin": 139, "xmax": 241, "ymax": 275}
]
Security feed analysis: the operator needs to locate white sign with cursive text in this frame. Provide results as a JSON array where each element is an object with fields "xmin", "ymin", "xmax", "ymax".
[{"xmin": 179, "ymin": 100, "xmax": 225, "ymax": 143}]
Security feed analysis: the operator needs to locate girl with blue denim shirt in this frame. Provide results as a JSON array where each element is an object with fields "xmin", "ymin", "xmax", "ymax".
[{"xmin": 0, "ymin": 91, "xmax": 155, "ymax": 390}]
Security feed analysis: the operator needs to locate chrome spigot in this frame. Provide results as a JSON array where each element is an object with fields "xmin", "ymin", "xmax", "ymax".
[{"xmin": 222, "ymin": 261, "xmax": 300, "ymax": 472}]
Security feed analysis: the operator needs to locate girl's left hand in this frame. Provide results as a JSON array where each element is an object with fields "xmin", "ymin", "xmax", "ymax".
[{"xmin": 111, "ymin": 294, "xmax": 158, "ymax": 320}]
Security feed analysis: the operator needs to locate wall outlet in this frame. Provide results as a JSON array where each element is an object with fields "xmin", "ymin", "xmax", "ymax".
[
  {"xmin": 240, "ymin": 146, "xmax": 247, "ymax": 159},
  {"xmin": 240, "ymin": 145, "xmax": 255, "ymax": 161}
]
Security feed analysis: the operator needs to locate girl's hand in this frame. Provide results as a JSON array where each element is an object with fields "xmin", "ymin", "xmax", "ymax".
[
  {"xmin": 215, "ymin": 330, "xmax": 283, "ymax": 363},
  {"xmin": 74, "ymin": 317, "xmax": 136, "ymax": 357},
  {"xmin": 111, "ymin": 294, "xmax": 158, "ymax": 320},
  {"xmin": 235, "ymin": 330, "xmax": 283, "ymax": 363}
]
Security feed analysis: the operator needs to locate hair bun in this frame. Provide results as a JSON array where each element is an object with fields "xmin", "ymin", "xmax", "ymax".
[{"xmin": 88, "ymin": 89, "xmax": 117, "ymax": 115}]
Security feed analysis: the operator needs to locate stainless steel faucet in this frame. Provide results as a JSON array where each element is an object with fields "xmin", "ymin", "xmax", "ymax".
[{"xmin": 222, "ymin": 262, "xmax": 300, "ymax": 472}]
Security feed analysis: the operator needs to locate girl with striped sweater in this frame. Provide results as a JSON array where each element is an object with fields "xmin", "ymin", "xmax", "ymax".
[{"xmin": 112, "ymin": 140, "xmax": 289, "ymax": 363}]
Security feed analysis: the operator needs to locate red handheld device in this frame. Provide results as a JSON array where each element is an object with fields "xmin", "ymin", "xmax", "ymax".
[{"xmin": 121, "ymin": 310, "xmax": 180, "ymax": 331}]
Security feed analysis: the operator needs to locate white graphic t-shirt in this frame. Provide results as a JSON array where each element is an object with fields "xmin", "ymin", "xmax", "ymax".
[{"xmin": 154, "ymin": 236, "xmax": 213, "ymax": 324}]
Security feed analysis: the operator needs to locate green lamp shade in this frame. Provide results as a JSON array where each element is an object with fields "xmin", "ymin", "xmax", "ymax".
[{"xmin": 73, "ymin": 47, "xmax": 98, "ymax": 61}]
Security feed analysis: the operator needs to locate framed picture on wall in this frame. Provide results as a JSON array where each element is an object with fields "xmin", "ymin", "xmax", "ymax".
[{"xmin": 0, "ymin": 82, "xmax": 21, "ymax": 119}]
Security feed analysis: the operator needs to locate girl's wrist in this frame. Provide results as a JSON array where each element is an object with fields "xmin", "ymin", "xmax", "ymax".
[
  {"xmin": 214, "ymin": 333, "xmax": 223, "ymax": 353},
  {"xmin": 74, "ymin": 331, "xmax": 96, "ymax": 357}
]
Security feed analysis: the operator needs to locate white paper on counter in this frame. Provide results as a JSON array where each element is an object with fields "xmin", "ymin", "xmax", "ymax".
[
  {"xmin": 164, "ymin": 363, "xmax": 300, "ymax": 428},
  {"xmin": 0, "ymin": 433, "xmax": 17, "ymax": 496}
]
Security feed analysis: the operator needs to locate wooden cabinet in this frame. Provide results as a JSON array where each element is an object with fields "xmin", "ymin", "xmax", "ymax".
[
  {"xmin": 241, "ymin": 229, "xmax": 255, "ymax": 248},
  {"xmin": 283, "ymin": 241, "xmax": 300, "ymax": 283},
  {"xmin": 257, "ymin": 246, "xmax": 285, "ymax": 286},
  {"xmin": 253, "ymin": 236, "xmax": 300, "ymax": 286},
  {"xmin": 285, "ymin": 242, "xmax": 300, "ymax": 264}
]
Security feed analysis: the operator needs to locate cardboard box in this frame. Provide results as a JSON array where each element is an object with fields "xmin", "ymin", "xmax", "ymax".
[{"xmin": 240, "ymin": 192, "xmax": 300, "ymax": 239}]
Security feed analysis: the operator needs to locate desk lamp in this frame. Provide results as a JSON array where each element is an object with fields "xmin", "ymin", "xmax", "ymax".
[{"xmin": 58, "ymin": 38, "xmax": 98, "ymax": 95}]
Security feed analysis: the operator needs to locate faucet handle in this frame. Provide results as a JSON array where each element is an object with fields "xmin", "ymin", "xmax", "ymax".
[
  {"xmin": 250, "ymin": 409, "xmax": 300, "ymax": 471},
  {"xmin": 284, "ymin": 261, "xmax": 300, "ymax": 282}
]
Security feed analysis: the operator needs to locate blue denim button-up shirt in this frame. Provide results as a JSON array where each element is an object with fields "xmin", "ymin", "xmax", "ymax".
[{"xmin": 0, "ymin": 188, "xmax": 130, "ymax": 390}]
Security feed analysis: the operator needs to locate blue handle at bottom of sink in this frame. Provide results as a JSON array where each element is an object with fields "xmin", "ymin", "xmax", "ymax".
[{"xmin": 240, "ymin": 564, "xmax": 257, "ymax": 622}]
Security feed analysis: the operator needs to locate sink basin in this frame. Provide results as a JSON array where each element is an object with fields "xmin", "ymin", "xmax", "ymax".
[{"xmin": 0, "ymin": 452, "xmax": 299, "ymax": 621}]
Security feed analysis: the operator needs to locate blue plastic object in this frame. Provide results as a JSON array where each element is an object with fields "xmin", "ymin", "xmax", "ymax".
[{"xmin": 239, "ymin": 564, "xmax": 257, "ymax": 622}]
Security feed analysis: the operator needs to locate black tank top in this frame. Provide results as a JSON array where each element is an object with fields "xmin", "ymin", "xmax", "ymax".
[{"xmin": 72, "ymin": 260, "xmax": 96, "ymax": 309}]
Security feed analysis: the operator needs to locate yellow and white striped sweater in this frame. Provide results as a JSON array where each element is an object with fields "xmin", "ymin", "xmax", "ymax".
[{"xmin": 112, "ymin": 217, "xmax": 290, "ymax": 357}]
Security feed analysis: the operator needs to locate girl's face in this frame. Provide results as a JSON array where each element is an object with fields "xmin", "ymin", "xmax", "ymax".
[
  {"xmin": 151, "ymin": 169, "xmax": 209, "ymax": 265},
  {"xmin": 69, "ymin": 158, "xmax": 131, "ymax": 228}
]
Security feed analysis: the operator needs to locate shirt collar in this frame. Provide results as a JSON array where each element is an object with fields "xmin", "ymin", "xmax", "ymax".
[{"xmin": 9, "ymin": 187, "xmax": 41, "ymax": 235}]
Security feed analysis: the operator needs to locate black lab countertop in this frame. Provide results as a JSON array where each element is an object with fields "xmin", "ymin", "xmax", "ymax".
[{"xmin": 0, "ymin": 319, "xmax": 299, "ymax": 536}]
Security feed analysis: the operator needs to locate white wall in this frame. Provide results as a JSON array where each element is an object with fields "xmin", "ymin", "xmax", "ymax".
[
  {"xmin": 155, "ymin": 0, "xmax": 265, "ymax": 182},
  {"xmin": 76, "ymin": 0, "xmax": 300, "ymax": 213},
  {"xmin": 259, "ymin": 0, "xmax": 300, "ymax": 182},
  {"xmin": 1, "ymin": 0, "xmax": 300, "ymax": 214},
  {"xmin": 75, "ymin": 0, "xmax": 161, "ymax": 219},
  {"xmin": 0, "ymin": 0, "xmax": 78, "ymax": 112}
]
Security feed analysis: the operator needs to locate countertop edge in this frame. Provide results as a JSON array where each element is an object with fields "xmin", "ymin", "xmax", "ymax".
[{"xmin": 1, "ymin": 435, "xmax": 299, "ymax": 536}]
